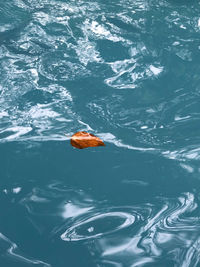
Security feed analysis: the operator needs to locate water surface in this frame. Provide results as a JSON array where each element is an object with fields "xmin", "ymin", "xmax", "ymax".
[{"xmin": 1, "ymin": 0, "xmax": 200, "ymax": 266}]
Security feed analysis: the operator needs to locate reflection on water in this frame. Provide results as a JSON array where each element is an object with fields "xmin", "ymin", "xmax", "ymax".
[
  {"xmin": 0, "ymin": 233, "xmax": 50, "ymax": 267},
  {"xmin": 17, "ymin": 182, "xmax": 200, "ymax": 266},
  {"xmin": 1, "ymin": 0, "xmax": 200, "ymax": 266},
  {"xmin": 1, "ymin": 0, "xmax": 200, "ymax": 153},
  {"xmin": 60, "ymin": 211, "xmax": 136, "ymax": 241}
]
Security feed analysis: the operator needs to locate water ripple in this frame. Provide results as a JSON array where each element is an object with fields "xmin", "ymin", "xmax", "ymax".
[
  {"xmin": 18, "ymin": 181, "xmax": 200, "ymax": 266},
  {"xmin": 1, "ymin": 1, "xmax": 200, "ymax": 265},
  {"xmin": 61, "ymin": 210, "xmax": 136, "ymax": 241},
  {"xmin": 0, "ymin": 0, "xmax": 200, "ymax": 164},
  {"xmin": 78, "ymin": 193, "xmax": 200, "ymax": 266}
]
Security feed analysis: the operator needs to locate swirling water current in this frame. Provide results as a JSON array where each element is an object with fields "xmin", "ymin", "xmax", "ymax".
[{"xmin": 1, "ymin": 0, "xmax": 200, "ymax": 266}]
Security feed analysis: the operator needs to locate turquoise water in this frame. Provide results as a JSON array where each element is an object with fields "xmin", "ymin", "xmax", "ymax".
[{"xmin": 1, "ymin": 0, "xmax": 200, "ymax": 266}]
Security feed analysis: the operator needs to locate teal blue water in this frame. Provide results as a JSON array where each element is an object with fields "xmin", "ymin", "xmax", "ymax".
[{"xmin": 1, "ymin": 0, "xmax": 200, "ymax": 266}]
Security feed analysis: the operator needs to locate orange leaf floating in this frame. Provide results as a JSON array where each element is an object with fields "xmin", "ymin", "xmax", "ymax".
[{"xmin": 70, "ymin": 131, "xmax": 105, "ymax": 149}]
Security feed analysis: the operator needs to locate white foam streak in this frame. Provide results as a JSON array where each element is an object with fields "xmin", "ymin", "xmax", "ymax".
[
  {"xmin": 0, "ymin": 233, "xmax": 51, "ymax": 266},
  {"xmin": 99, "ymin": 132, "xmax": 156, "ymax": 151},
  {"xmin": 0, "ymin": 126, "xmax": 32, "ymax": 141}
]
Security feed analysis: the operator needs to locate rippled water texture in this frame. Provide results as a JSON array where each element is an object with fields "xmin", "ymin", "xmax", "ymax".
[{"xmin": 1, "ymin": 0, "xmax": 200, "ymax": 266}]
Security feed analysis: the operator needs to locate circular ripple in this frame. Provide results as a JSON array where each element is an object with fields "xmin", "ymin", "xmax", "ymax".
[{"xmin": 61, "ymin": 211, "xmax": 136, "ymax": 241}]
